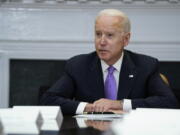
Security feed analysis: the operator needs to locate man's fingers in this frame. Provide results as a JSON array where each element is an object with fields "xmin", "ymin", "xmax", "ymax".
[
  {"xmin": 84, "ymin": 103, "xmax": 94, "ymax": 112},
  {"xmin": 93, "ymin": 102, "xmax": 110, "ymax": 112}
]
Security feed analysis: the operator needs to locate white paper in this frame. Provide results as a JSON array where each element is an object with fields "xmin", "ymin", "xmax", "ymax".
[
  {"xmin": 112, "ymin": 108, "xmax": 180, "ymax": 135},
  {"xmin": 0, "ymin": 109, "xmax": 41, "ymax": 134},
  {"xmin": 13, "ymin": 106, "xmax": 63, "ymax": 131}
]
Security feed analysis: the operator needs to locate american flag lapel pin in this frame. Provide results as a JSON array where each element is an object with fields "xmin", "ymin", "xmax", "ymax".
[{"xmin": 129, "ymin": 74, "xmax": 134, "ymax": 78}]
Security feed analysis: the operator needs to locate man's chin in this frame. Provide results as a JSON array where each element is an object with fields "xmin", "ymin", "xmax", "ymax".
[
  {"xmin": 99, "ymin": 56, "xmax": 109, "ymax": 62},
  {"xmin": 96, "ymin": 52, "xmax": 109, "ymax": 60}
]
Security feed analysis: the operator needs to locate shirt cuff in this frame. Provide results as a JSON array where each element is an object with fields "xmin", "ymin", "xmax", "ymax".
[
  {"xmin": 123, "ymin": 99, "xmax": 132, "ymax": 112},
  {"xmin": 76, "ymin": 102, "xmax": 88, "ymax": 114}
]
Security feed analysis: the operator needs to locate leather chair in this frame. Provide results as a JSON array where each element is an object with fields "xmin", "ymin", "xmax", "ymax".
[
  {"xmin": 160, "ymin": 73, "xmax": 169, "ymax": 85},
  {"xmin": 160, "ymin": 73, "xmax": 180, "ymax": 108}
]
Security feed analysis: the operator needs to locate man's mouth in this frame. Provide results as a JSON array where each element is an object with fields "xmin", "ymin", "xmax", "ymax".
[{"xmin": 99, "ymin": 49, "xmax": 108, "ymax": 53}]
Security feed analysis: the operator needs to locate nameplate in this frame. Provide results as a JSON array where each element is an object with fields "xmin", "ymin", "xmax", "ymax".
[
  {"xmin": 0, "ymin": 108, "xmax": 41, "ymax": 134},
  {"xmin": 13, "ymin": 106, "xmax": 63, "ymax": 131}
]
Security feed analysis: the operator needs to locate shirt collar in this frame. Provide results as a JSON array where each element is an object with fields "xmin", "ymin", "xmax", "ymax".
[{"xmin": 101, "ymin": 52, "xmax": 124, "ymax": 72}]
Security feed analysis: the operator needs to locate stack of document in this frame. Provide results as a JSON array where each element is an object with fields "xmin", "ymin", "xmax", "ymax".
[
  {"xmin": 112, "ymin": 108, "xmax": 180, "ymax": 135},
  {"xmin": 74, "ymin": 112, "xmax": 123, "ymax": 121},
  {"xmin": 0, "ymin": 108, "xmax": 42, "ymax": 135},
  {"xmin": 13, "ymin": 106, "xmax": 63, "ymax": 131}
]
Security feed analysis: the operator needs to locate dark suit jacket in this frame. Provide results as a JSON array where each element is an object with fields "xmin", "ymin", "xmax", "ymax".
[{"xmin": 40, "ymin": 50, "xmax": 179, "ymax": 114}]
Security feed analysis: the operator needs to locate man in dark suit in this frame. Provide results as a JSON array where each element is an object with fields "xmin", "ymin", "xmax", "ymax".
[{"xmin": 40, "ymin": 9, "xmax": 178, "ymax": 115}]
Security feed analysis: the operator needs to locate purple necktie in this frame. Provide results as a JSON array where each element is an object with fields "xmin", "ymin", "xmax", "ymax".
[{"xmin": 104, "ymin": 66, "xmax": 117, "ymax": 100}]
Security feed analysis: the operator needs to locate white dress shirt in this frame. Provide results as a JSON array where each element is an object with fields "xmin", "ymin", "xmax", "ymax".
[{"xmin": 76, "ymin": 52, "xmax": 132, "ymax": 114}]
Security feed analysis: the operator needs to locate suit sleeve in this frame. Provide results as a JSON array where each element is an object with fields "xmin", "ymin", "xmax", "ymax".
[
  {"xmin": 40, "ymin": 61, "xmax": 80, "ymax": 115},
  {"xmin": 131, "ymin": 60, "xmax": 179, "ymax": 109}
]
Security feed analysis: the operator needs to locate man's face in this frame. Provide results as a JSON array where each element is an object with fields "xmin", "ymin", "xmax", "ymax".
[{"xmin": 95, "ymin": 15, "xmax": 130, "ymax": 65}]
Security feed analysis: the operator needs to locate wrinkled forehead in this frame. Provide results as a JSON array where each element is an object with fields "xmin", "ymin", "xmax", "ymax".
[{"xmin": 95, "ymin": 15, "xmax": 124, "ymax": 31}]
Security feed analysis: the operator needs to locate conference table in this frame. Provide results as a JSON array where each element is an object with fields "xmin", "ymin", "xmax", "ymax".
[
  {"xmin": 10, "ymin": 115, "xmax": 119, "ymax": 135},
  {"xmin": 40, "ymin": 115, "xmax": 115, "ymax": 135}
]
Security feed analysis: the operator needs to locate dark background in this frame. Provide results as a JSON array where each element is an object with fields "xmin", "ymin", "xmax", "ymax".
[
  {"xmin": 9, "ymin": 59, "xmax": 180, "ymax": 107},
  {"xmin": 10, "ymin": 59, "xmax": 66, "ymax": 107}
]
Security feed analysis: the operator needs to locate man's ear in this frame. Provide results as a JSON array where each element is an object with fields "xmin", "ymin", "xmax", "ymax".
[{"xmin": 123, "ymin": 32, "xmax": 131, "ymax": 47}]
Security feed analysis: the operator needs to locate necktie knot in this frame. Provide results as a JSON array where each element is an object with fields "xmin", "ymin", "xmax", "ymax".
[{"xmin": 107, "ymin": 66, "xmax": 116, "ymax": 74}]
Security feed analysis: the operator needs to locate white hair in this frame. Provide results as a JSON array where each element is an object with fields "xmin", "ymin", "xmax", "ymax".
[{"xmin": 96, "ymin": 9, "xmax": 131, "ymax": 33}]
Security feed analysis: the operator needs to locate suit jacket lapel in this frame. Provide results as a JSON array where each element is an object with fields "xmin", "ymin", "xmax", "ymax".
[
  {"xmin": 117, "ymin": 51, "xmax": 137, "ymax": 99},
  {"xmin": 88, "ymin": 53, "xmax": 105, "ymax": 99}
]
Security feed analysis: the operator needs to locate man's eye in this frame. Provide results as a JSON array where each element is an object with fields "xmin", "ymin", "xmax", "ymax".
[
  {"xmin": 96, "ymin": 32, "xmax": 102, "ymax": 37},
  {"xmin": 107, "ymin": 34, "xmax": 114, "ymax": 37}
]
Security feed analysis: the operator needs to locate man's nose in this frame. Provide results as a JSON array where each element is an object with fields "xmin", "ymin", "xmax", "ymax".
[{"xmin": 100, "ymin": 35, "xmax": 106, "ymax": 45}]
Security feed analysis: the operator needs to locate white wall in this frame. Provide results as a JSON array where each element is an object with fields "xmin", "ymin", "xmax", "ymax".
[{"xmin": 0, "ymin": 1, "xmax": 180, "ymax": 107}]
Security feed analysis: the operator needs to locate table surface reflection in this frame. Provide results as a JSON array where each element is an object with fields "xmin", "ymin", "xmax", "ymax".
[
  {"xmin": 41, "ymin": 116, "xmax": 113, "ymax": 135},
  {"xmin": 10, "ymin": 115, "xmax": 117, "ymax": 135}
]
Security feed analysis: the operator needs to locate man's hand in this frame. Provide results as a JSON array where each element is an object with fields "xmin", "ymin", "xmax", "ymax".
[
  {"xmin": 109, "ymin": 109, "xmax": 125, "ymax": 114},
  {"xmin": 84, "ymin": 103, "xmax": 94, "ymax": 112},
  {"xmin": 93, "ymin": 98, "xmax": 123, "ymax": 112},
  {"xmin": 83, "ymin": 99, "xmax": 123, "ymax": 113}
]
